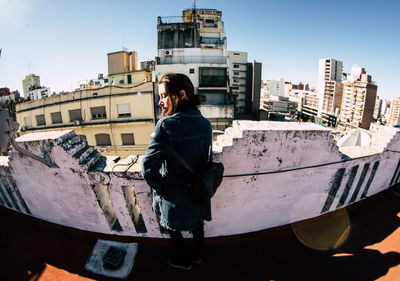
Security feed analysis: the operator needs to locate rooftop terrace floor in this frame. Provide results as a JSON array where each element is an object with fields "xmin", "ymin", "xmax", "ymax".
[{"xmin": 1, "ymin": 188, "xmax": 400, "ymax": 281}]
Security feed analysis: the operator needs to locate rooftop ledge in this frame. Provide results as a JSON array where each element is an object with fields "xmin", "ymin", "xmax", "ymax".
[{"xmin": 1, "ymin": 120, "xmax": 399, "ymax": 239}]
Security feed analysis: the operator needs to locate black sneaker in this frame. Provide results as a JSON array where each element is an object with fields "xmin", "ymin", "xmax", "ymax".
[{"xmin": 167, "ymin": 257, "xmax": 192, "ymax": 270}]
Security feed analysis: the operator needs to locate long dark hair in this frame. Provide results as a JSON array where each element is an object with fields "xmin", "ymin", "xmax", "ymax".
[{"xmin": 158, "ymin": 73, "xmax": 201, "ymax": 116}]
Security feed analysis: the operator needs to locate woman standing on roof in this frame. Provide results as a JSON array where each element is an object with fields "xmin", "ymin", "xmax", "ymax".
[{"xmin": 142, "ymin": 73, "xmax": 212, "ymax": 270}]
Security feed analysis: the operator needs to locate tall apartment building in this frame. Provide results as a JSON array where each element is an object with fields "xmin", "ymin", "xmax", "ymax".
[
  {"xmin": 246, "ymin": 61, "xmax": 262, "ymax": 120},
  {"xmin": 155, "ymin": 8, "xmax": 232, "ymax": 129},
  {"xmin": 227, "ymin": 51, "xmax": 247, "ymax": 114},
  {"xmin": 22, "ymin": 74, "xmax": 40, "ymax": 97},
  {"xmin": 316, "ymin": 58, "xmax": 343, "ymax": 117},
  {"xmin": 340, "ymin": 67, "xmax": 377, "ymax": 129},
  {"xmin": 226, "ymin": 51, "xmax": 262, "ymax": 118},
  {"xmin": 389, "ymin": 97, "xmax": 400, "ymax": 126}
]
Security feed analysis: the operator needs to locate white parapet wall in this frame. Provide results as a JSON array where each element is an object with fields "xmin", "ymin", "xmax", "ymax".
[{"xmin": 1, "ymin": 121, "xmax": 400, "ymax": 238}]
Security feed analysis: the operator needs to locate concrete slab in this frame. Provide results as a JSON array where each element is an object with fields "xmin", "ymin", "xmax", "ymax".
[{"xmin": 85, "ymin": 239, "xmax": 138, "ymax": 279}]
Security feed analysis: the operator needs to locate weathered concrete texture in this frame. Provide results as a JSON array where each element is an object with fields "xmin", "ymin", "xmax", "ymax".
[
  {"xmin": 214, "ymin": 121, "xmax": 342, "ymax": 175},
  {"xmin": 3, "ymin": 122, "xmax": 400, "ymax": 238}
]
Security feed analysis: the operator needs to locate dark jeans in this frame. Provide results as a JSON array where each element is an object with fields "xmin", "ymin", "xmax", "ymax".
[{"xmin": 168, "ymin": 221, "xmax": 204, "ymax": 260}]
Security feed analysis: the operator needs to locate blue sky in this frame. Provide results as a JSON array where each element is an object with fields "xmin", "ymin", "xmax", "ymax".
[{"xmin": 0, "ymin": 0, "xmax": 399, "ymax": 99}]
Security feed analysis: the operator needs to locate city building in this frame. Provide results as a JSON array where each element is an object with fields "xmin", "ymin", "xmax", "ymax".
[
  {"xmin": 26, "ymin": 86, "xmax": 52, "ymax": 101},
  {"xmin": 373, "ymin": 96, "xmax": 383, "ymax": 120},
  {"xmin": 107, "ymin": 51, "xmax": 150, "ymax": 86},
  {"xmin": 0, "ymin": 88, "xmax": 21, "ymax": 106},
  {"xmin": 78, "ymin": 74, "xmax": 109, "ymax": 90},
  {"xmin": 108, "ymin": 51, "xmax": 138, "ymax": 75},
  {"xmin": 16, "ymin": 82, "xmax": 156, "ymax": 156},
  {"xmin": 340, "ymin": 66, "xmax": 377, "ymax": 129},
  {"xmin": 388, "ymin": 97, "xmax": 400, "ymax": 127},
  {"xmin": 155, "ymin": 8, "xmax": 260, "ymax": 129},
  {"xmin": 268, "ymin": 79, "xmax": 285, "ymax": 97},
  {"xmin": 22, "ymin": 74, "xmax": 40, "ymax": 97},
  {"xmin": 316, "ymin": 58, "xmax": 343, "ymax": 118},
  {"xmin": 0, "ymin": 87, "xmax": 11, "ymax": 97},
  {"xmin": 261, "ymin": 95, "xmax": 297, "ymax": 117},
  {"xmin": 140, "ymin": 60, "xmax": 156, "ymax": 72},
  {"xmin": 381, "ymin": 99, "xmax": 390, "ymax": 123},
  {"xmin": 227, "ymin": 51, "xmax": 247, "ymax": 114}
]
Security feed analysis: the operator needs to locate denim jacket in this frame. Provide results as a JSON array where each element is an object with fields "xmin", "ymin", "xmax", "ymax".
[{"xmin": 142, "ymin": 108, "xmax": 212, "ymax": 231}]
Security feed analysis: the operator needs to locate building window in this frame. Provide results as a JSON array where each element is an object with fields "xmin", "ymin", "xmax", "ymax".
[
  {"xmin": 127, "ymin": 75, "xmax": 132, "ymax": 84},
  {"xmin": 95, "ymin": 134, "xmax": 111, "ymax": 146},
  {"xmin": 233, "ymin": 64, "xmax": 240, "ymax": 68},
  {"xmin": 199, "ymin": 67, "xmax": 227, "ymax": 87},
  {"xmin": 79, "ymin": 135, "xmax": 87, "ymax": 141},
  {"xmin": 91, "ymin": 106, "xmax": 107, "ymax": 119},
  {"xmin": 121, "ymin": 133, "xmax": 135, "ymax": 145},
  {"xmin": 117, "ymin": 104, "xmax": 131, "ymax": 118},
  {"xmin": 69, "ymin": 109, "xmax": 82, "ymax": 122},
  {"xmin": 233, "ymin": 71, "xmax": 240, "ymax": 75},
  {"xmin": 51, "ymin": 112, "xmax": 63, "ymax": 124},
  {"xmin": 35, "ymin": 114, "xmax": 46, "ymax": 126},
  {"xmin": 189, "ymin": 68, "xmax": 195, "ymax": 74}
]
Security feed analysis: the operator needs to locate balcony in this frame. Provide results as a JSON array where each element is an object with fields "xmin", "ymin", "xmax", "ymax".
[{"xmin": 157, "ymin": 55, "xmax": 227, "ymax": 65}]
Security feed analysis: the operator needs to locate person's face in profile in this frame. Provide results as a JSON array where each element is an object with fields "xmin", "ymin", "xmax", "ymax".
[{"xmin": 158, "ymin": 83, "xmax": 171, "ymax": 115}]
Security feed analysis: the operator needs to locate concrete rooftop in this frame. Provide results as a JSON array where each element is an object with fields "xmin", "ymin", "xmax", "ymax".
[{"xmin": 1, "ymin": 188, "xmax": 400, "ymax": 281}]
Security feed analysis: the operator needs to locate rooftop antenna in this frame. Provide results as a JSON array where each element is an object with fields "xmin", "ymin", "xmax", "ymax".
[
  {"xmin": 192, "ymin": 0, "xmax": 196, "ymax": 22},
  {"xmin": 122, "ymin": 36, "xmax": 128, "ymax": 52}
]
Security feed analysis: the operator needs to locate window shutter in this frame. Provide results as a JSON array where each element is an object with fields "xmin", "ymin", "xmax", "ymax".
[
  {"xmin": 91, "ymin": 106, "xmax": 107, "ymax": 119},
  {"xmin": 95, "ymin": 134, "xmax": 111, "ymax": 146},
  {"xmin": 36, "ymin": 114, "xmax": 46, "ymax": 126},
  {"xmin": 69, "ymin": 109, "xmax": 82, "ymax": 121},
  {"xmin": 51, "ymin": 112, "xmax": 62, "ymax": 124},
  {"xmin": 118, "ymin": 104, "xmax": 131, "ymax": 117},
  {"xmin": 121, "ymin": 133, "xmax": 135, "ymax": 145}
]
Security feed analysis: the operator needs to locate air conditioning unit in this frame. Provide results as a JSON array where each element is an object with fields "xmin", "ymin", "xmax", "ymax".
[
  {"xmin": 73, "ymin": 120, "xmax": 81, "ymax": 126},
  {"xmin": 165, "ymin": 50, "xmax": 173, "ymax": 57}
]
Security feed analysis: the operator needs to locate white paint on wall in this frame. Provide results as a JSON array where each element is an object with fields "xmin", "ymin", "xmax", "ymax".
[{"xmin": 1, "ymin": 121, "xmax": 399, "ymax": 238}]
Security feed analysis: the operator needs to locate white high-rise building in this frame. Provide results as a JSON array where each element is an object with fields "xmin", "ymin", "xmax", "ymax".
[
  {"xmin": 269, "ymin": 78, "xmax": 285, "ymax": 97},
  {"xmin": 316, "ymin": 58, "xmax": 343, "ymax": 117}
]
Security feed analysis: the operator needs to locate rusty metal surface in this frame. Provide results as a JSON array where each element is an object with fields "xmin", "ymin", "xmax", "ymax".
[{"xmin": 0, "ymin": 188, "xmax": 400, "ymax": 281}]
